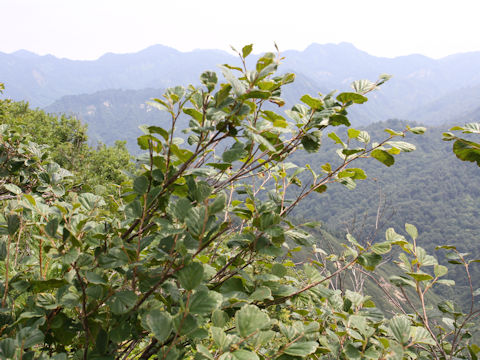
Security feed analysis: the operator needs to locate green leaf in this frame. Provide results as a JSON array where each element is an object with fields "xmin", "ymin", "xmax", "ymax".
[
  {"xmin": 387, "ymin": 141, "xmax": 416, "ymax": 152},
  {"xmin": 178, "ymin": 262, "xmax": 204, "ymax": 290},
  {"xmin": 249, "ymin": 287, "xmax": 272, "ymax": 301},
  {"xmin": 0, "ymin": 338, "xmax": 16, "ymax": 358},
  {"xmin": 7, "ymin": 214, "xmax": 20, "ymax": 235},
  {"xmin": 98, "ymin": 248, "xmax": 129, "ymax": 268},
  {"xmin": 301, "ymin": 131, "xmax": 322, "ymax": 153},
  {"xmin": 223, "ymin": 142, "xmax": 247, "ymax": 163},
  {"xmin": 209, "ymin": 192, "xmax": 226, "ymax": 215},
  {"xmin": 347, "ymin": 128, "xmax": 361, "ymax": 139},
  {"xmin": 371, "ymin": 149, "xmax": 394, "ymax": 167},
  {"xmin": 4, "ymin": 183, "xmax": 21, "ymax": 195},
  {"xmin": 142, "ymin": 309, "xmax": 172, "ymax": 343},
  {"xmin": 389, "ymin": 276, "xmax": 416, "ymax": 288},
  {"xmin": 389, "ymin": 316, "xmax": 411, "ymax": 345},
  {"xmin": 337, "ymin": 92, "xmax": 368, "ymax": 104},
  {"xmin": 452, "ymin": 138, "xmax": 480, "ymax": 166},
  {"xmin": 17, "ymin": 327, "xmax": 44, "ymax": 349},
  {"xmin": 189, "ymin": 290, "xmax": 222, "ymax": 315},
  {"xmin": 148, "ymin": 125, "xmax": 169, "ymax": 141},
  {"xmin": 352, "ymin": 79, "xmax": 376, "ymax": 93},
  {"xmin": 300, "ymin": 94, "xmax": 323, "ymax": 109},
  {"xmin": 232, "ymin": 350, "xmax": 259, "ymax": 360},
  {"xmin": 235, "ymin": 305, "xmax": 270, "ymax": 337},
  {"xmin": 357, "ymin": 253, "xmax": 382, "ymax": 271},
  {"xmin": 372, "ymin": 241, "xmax": 392, "ymax": 255},
  {"xmin": 404, "ymin": 223, "xmax": 418, "ymax": 241},
  {"xmin": 410, "ymin": 326, "xmax": 436, "ymax": 345},
  {"xmin": 408, "ymin": 126, "xmax": 426, "ymax": 134},
  {"xmin": 78, "ymin": 193, "xmax": 105, "ymax": 211},
  {"xmin": 407, "ymin": 272, "xmax": 433, "ymax": 281},
  {"xmin": 271, "ymin": 263, "xmax": 287, "ymax": 277},
  {"xmin": 200, "ymin": 71, "xmax": 218, "ymax": 92},
  {"xmin": 86, "ymin": 271, "xmax": 107, "ymax": 285},
  {"xmin": 242, "ymin": 44, "xmax": 253, "ymax": 58},
  {"xmin": 107, "ymin": 291, "xmax": 137, "ymax": 314},
  {"xmin": 434, "ymin": 264, "xmax": 448, "ymax": 277},
  {"xmin": 284, "ymin": 341, "xmax": 318, "ymax": 357},
  {"xmin": 221, "ymin": 66, "xmax": 246, "ymax": 97},
  {"xmin": 338, "ymin": 168, "xmax": 366, "ymax": 180},
  {"xmin": 45, "ymin": 217, "xmax": 59, "ymax": 237},
  {"xmin": 344, "ymin": 344, "xmax": 361, "ymax": 359},
  {"xmin": 328, "ymin": 132, "xmax": 345, "ymax": 146}
]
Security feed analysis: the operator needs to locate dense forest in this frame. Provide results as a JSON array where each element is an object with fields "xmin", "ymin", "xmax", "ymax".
[{"xmin": 0, "ymin": 46, "xmax": 479, "ymax": 359}]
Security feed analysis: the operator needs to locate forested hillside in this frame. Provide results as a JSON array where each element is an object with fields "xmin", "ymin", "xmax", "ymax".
[{"xmin": 4, "ymin": 43, "xmax": 480, "ymax": 129}]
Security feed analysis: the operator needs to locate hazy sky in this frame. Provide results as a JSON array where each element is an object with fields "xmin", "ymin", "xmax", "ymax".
[{"xmin": 2, "ymin": 0, "xmax": 480, "ymax": 60}]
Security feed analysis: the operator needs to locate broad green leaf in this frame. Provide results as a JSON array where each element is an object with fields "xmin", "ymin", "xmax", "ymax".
[
  {"xmin": 242, "ymin": 44, "xmax": 253, "ymax": 58},
  {"xmin": 107, "ymin": 291, "xmax": 136, "ymax": 314},
  {"xmin": 235, "ymin": 305, "xmax": 270, "ymax": 337},
  {"xmin": 301, "ymin": 131, "xmax": 322, "ymax": 153},
  {"xmin": 232, "ymin": 350, "xmax": 259, "ymax": 360},
  {"xmin": 408, "ymin": 126, "xmax": 426, "ymax": 134},
  {"xmin": 7, "ymin": 214, "xmax": 20, "ymax": 235},
  {"xmin": 189, "ymin": 290, "xmax": 222, "ymax": 315},
  {"xmin": 142, "ymin": 309, "xmax": 172, "ymax": 343},
  {"xmin": 284, "ymin": 341, "xmax": 318, "ymax": 357},
  {"xmin": 372, "ymin": 241, "xmax": 392, "ymax": 255},
  {"xmin": 407, "ymin": 272, "xmax": 433, "ymax": 281},
  {"xmin": 271, "ymin": 263, "xmax": 287, "ymax": 277},
  {"xmin": 209, "ymin": 192, "xmax": 226, "ymax": 215},
  {"xmin": 45, "ymin": 217, "xmax": 59, "ymax": 237},
  {"xmin": 78, "ymin": 193, "xmax": 105, "ymax": 211},
  {"xmin": 200, "ymin": 71, "xmax": 218, "ymax": 92},
  {"xmin": 223, "ymin": 142, "xmax": 247, "ymax": 163},
  {"xmin": 410, "ymin": 326, "xmax": 435, "ymax": 345},
  {"xmin": 0, "ymin": 339, "xmax": 16, "ymax": 358},
  {"xmin": 371, "ymin": 149, "xmax": 394, "ymax": 166},
  {"xmin": 352, "ymin": 79, "xmax": 376, "ymax": 93},
  {"xmin": 434, "ymin": 264, "xmax": 448, "ymax": 277},
  {"xmin": 405, "ymin": 223, "xmax": 418, "ymax": 241},
  {"xmin": 344, "ymin": 344, "xmax": 361, "ymax": 359},
  {"xmin": 212, "ymin": 310, "xmax": 229, "ymax": 328},
  {"xmin": 4, "ymin": 183, "xmax": 21, "ymax": 195},
  {"xmin": 17, "ymin": 327, "xmax": 44, "ymax": 349},
  {"xmin": 178, "ymin": 262, "xmax": 204, "ymax": 290},
  {"xmin": 452, "ymin": 138, "xmax": 480, "ymax": 166},
  {"xmin": 328, "ymin": 132, "xmax": 345, "ymax": 146},
  {"xmin": 300, "ymin": 94, "xmax": 323, "ymax": 109},
  {"xmin": 357, "ymin": 253, "xmax": 382, "ymax": 271},
  {"xmin": 389, "ymin": 316, "xmax": 411, "ymax": 345},
  {"xmin": 249, "ymin": 287, "xmax": 272, "ymax": 301},
  {"xmin": 348, "ymin": 128, "xmax": 360, "ymax": 139},
  {"xmin": 221, "ymin": 66, "xmax": 246, "ymax": 97},
  {"xmin": 389, "ymin": 276, "xmax": 416, "ymax": 288},
  {"xmin": 387, "ymin": 141, "xmax": 416, "ymax": 152},
  {"xmin": 337, "ymin": 92, "xmax": 368, "ymax": 104},
  {"xmin": 98, "ymin": 248, "xmax": 129, "ymax": 268}
]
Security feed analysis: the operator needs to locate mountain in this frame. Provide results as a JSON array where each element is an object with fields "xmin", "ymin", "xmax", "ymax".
[{"xmin": 4, "ymin": 43, "xmax": 480, "ymax": 129}]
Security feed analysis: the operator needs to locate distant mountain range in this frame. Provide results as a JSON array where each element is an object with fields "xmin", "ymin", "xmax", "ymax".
[{"xmin": 2, "ymin": 42, "xmax": 480, "ymax": 146}]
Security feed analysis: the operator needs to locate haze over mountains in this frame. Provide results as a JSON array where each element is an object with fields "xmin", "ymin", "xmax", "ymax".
[{"xmin": 2, "ymin": 42, "xmax": 480, "ymax": 146}]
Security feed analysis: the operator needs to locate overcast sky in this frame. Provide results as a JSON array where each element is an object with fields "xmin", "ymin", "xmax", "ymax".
[{"xmin": 2, "ymin": 0, "xmax": 480, "ymax": 60}]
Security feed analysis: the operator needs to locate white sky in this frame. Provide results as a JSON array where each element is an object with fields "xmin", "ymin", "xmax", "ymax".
[{"xmin": 1, "ymin": 0, "xmax": 480, "ymax": 60}]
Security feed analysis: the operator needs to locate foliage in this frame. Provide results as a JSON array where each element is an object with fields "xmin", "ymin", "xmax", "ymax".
[
  {"xmin": 0, "ymin": 96, "xmax": 133, "ymax": 192},
  {"xmin": 443, "ymin": 123, "xmax": 480, "ymax": 166},
  {"xmin": 0, "ymin": 49, "xmax": 477, "ymax": 360}
]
